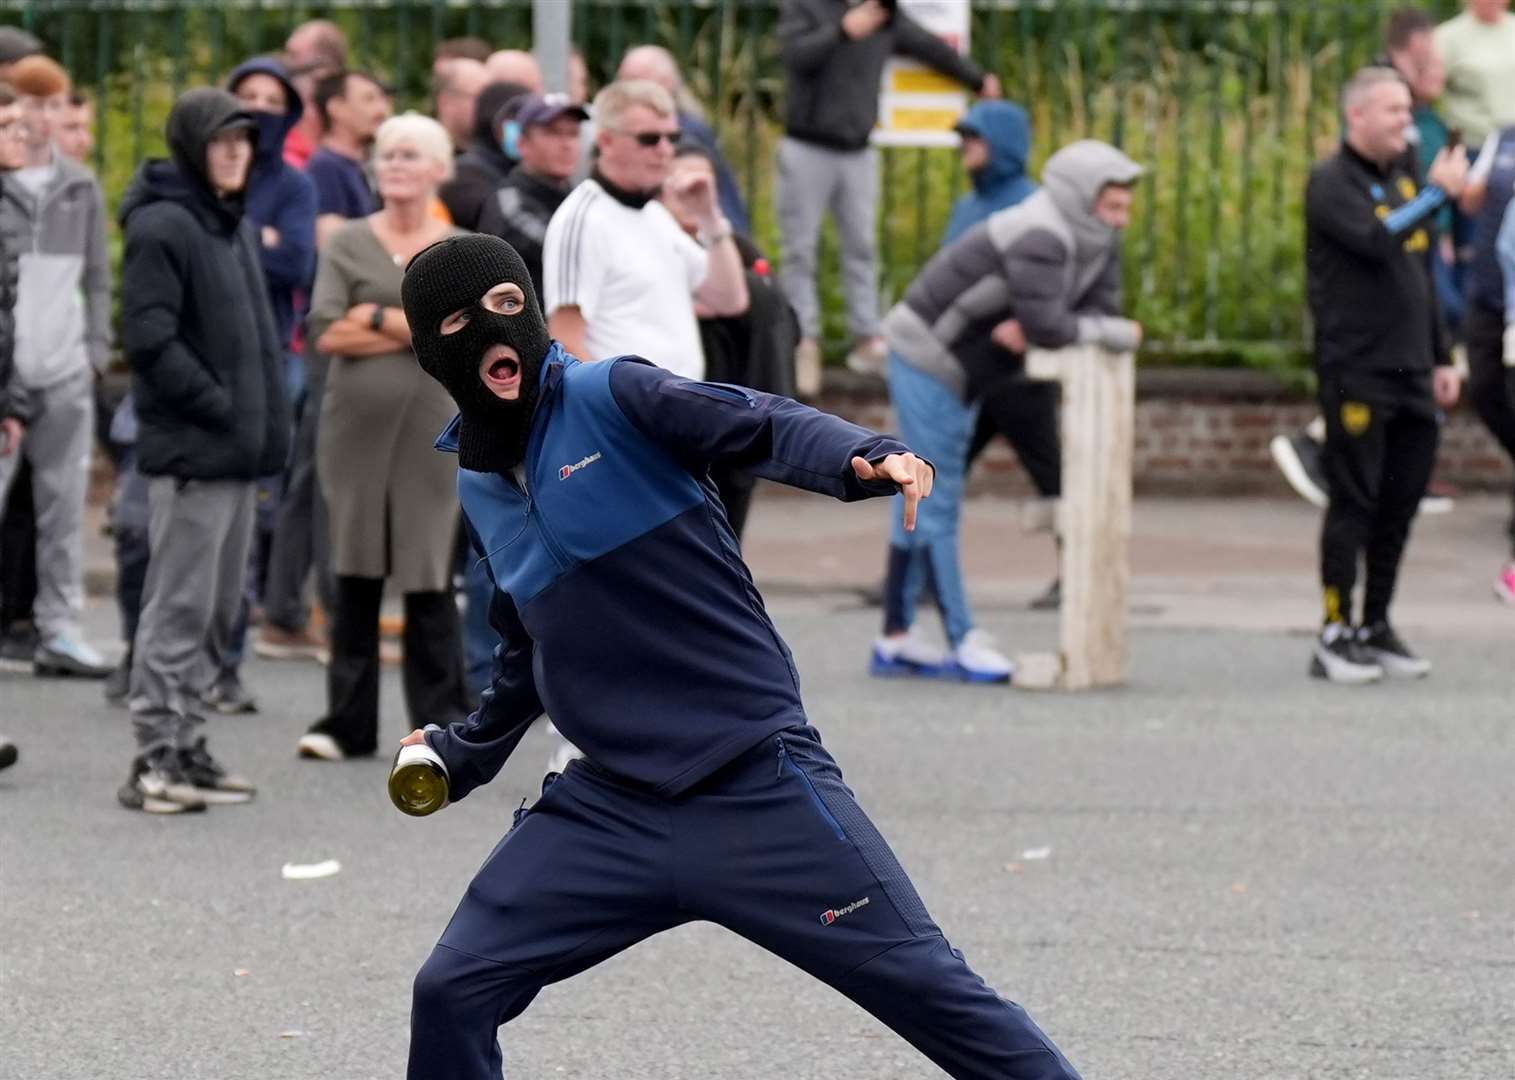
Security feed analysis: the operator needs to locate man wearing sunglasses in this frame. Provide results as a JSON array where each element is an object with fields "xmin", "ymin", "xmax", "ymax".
[{"xmin": 542, "ymin": 79, "xmax": 748, "ymax": 383}]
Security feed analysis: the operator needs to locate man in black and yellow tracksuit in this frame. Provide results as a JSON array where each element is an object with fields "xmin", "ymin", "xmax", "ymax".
[{"xmin": 1304, "ymin": 67, "xmax": 1469, "ymax": 684}]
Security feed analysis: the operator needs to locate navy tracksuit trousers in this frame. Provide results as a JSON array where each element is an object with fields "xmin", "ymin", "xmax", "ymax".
[{"xmin": 409, "ymin": 726, "xmax": 1081, "ymax": 1079}]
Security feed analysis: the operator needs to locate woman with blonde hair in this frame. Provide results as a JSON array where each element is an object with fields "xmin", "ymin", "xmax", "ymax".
[{"xmin": 298, "ymin": 113, "xmax": 466, "ymax": 761}]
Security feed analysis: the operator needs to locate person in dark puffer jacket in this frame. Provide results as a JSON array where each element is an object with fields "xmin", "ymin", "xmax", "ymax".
[
  {"xmin": 115, "ymin": 87, "xmax": 291, "ymax": 814},
  {"xmin": 438, "ymin": 79, "xmax": 529, "ymax": 231}
]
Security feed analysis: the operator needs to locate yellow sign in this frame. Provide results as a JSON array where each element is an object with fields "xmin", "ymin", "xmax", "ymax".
[
  {"xmin": 873, "ymin": 0, "xmax": 972, "ymax": 149},
  {"xmin": 890, "ymin": 68, "xmax": 961, "ymax": 95},
  {"xmin": 888, "ymin": 106, "xmax": 963, "ymax": 133}
]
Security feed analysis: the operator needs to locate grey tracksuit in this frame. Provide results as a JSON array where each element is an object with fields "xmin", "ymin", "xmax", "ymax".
[{"xmin": 0, "ymin": 152, "xmax": 113, "ymax": 641}]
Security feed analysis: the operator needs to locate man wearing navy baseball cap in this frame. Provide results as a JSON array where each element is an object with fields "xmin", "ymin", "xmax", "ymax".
[{"xmin": 477, "ymin": 92, "xmax": 589, "ymax": 303}]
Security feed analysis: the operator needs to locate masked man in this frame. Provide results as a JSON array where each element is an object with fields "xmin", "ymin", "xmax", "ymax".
[{"xmin": 396, "ymin": 233, "xmax": 1082, "ymax": 1080}]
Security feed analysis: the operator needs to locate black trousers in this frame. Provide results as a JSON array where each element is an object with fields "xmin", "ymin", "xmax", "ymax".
[
  {"xmin": 0, "ymin": 456, "xmax": 37, "ymax": 630},
  {"xmin": 1319, "ymin": 370, "xmax": 1439, "ymax": 626},
  {"xmin": 965, "ymin": 376, "xmax": 1061, "ymax": 497},
  {"xmin": 263, "ymin": 348, "xmax": 335, "ymax": 633},
  {"xmin": 309, "ymin": 576, "xmax": 465, "ymax": 756},
  {"xmin": 1464, "ymin": 301, "xmax": 1515, "ymax": 555}
]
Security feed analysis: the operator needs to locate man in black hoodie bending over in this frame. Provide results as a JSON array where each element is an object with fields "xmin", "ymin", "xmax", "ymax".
[{"xmin": 116, "ymin": 88, "xmax": 291, "ymax": 813}]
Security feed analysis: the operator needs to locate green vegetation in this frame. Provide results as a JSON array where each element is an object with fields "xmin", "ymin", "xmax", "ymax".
[{"xmin": 15, "ymin": 0, "xmax": 1461, "ymax": 370}]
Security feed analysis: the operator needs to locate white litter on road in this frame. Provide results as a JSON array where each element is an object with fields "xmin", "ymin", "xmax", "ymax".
[
  {"xmin": 1020, "ymin": 846, "xmax": 1052, "ymax": 861},
  {"xmin": 281, "ymin": 859, "xmax": 342, "ymax": 880}
]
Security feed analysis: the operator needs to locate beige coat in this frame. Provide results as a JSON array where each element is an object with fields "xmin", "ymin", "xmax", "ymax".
[{"xmin": 311, "ymin": 219, "xmax": 460, "ymax": 592}]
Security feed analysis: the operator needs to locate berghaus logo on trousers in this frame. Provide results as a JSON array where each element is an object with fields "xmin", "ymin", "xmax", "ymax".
[
  {"xmin": 820, "ymin": 897, "xmax": 870, "ymax": 926},
  {"xmin": 559, "ymin": 452, "xmax": 602, "ymax": 480}
]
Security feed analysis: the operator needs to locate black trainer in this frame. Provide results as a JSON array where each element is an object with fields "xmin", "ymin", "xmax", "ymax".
[
  {"xmin": 1029, "ymin": 578, "xmax": 1062, "ymax": 611},
  {"xmin": 1356, "ymin": 620, "xmax": 1431, "ymax": 679},
  {"xmin": 179, "ymin": 738, "xmax": 256, "ymax": 804},
  {"xmin": 1309, "ymin": 622, "xmax": 1384, "ymax": 685},
  {"xmin": 1270, "ymin": 431, "xmax": 1329, "ymax": 508},
  {"xmin": 103, "ymin": 649, "xmax": 132, "ymax": 706},
  {"xmin": 0, "ymin": 737, "xmax": 17, "ymax": 771},
  {"xmin": 117, "ymin": 753, "xmax": 207, "ymax": 814},
  {"xmin": 202, "ymin": 673, "xmax": 258, "ymax": 715},
  {"xmin": 0, "ymin": 623, "xmax": 37, "ymax": 673}
]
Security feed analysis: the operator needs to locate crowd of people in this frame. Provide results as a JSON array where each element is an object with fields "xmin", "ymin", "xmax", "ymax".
[{"xmin": 0, "ymin": 0, "xmax": 1511, "ymax": 797}]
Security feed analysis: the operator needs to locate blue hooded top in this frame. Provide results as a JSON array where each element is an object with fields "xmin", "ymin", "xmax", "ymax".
[
  {"xmin": 226, "ymin": 57, "xmax": 318, "ymax": 350},
  {"xmin": 943, "ymin": 100, "xmax": 1036, "ymax": 244}
]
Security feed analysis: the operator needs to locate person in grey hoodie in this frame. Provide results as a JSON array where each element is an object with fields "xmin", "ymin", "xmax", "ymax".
[
  {"xmin": 871, "ymin": 139, "xmax": 1143, "ymax": 683},
  {"xmin": 0, "ymin": 54, "xmax": 113, "ymax": 678}
]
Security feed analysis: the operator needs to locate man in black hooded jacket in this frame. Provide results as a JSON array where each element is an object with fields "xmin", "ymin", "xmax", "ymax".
[
  {"xmin": 438, "ymin": 79, "xmax": 529, "ymax": 231},
  {"xmin": 116, "ymin": 87, "xmax": 292, "ymax": 814}
]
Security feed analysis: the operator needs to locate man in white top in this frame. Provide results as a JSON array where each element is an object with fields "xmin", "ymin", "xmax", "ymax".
[
  {"xmin": 1435, "ymin": 0, "xmax": 1515, "ymax": 147},
  {"xmin": 543, "ymin": 79, "xmax": 747, "ymax": 381}
]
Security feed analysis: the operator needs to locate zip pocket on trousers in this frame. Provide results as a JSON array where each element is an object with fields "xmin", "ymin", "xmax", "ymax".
[{"xmin": 777, "ymin": 736, "xmax": 845, "ymax": 841}]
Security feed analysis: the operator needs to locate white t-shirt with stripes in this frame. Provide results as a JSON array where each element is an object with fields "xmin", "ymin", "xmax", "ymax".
[{"xmin": 543, "ymin": 178, "xmax": 710, "ymax": 381}]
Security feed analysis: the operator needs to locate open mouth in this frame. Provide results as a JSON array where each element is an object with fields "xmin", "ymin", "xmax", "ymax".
[{"xmin": 479, "ymin": 345, "xmax": 522, "ymax": 396}]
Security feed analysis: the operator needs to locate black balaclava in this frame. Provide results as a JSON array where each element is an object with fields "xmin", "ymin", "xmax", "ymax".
[{"xmin": 402, "ymin": 234, "xmax": 553, "ymax": 473}]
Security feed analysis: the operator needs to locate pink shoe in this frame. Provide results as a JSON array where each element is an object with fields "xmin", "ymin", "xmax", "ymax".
[{"xmin": 1496, "ymin": 563, "xmax": 1515, "ymax": 606}]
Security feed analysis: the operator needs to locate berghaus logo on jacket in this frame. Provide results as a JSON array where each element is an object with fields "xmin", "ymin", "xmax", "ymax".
[
  {"xmin": 558, "ymin": 451, "xmax": 602, "ymax": 480},
  {"xmin": 819, "ymin": 897, "xmax": 870, "ymax": 926}
]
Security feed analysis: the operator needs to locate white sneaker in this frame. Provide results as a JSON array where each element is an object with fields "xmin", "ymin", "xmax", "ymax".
[
  {"xmin": 794, "ymin": 338, "xmax": 822, "ymax": 399},
  {"xmin": 34, "ymin": 633, "xmax": 113, "ymax": 678},
  {"xmin": 947, "ymin": 629, "xmax": 1014, "ymax": 684},
  {"xmin": 844, "ymin": 336, "xmax": 888, "ymax": 376},
  {"xmin": 869, "ymin": 627, "xmax": 947, "ymax": 677},
  {"xmin": 296, "ymin": 733, "xmax": 346, "ymax": 761}
]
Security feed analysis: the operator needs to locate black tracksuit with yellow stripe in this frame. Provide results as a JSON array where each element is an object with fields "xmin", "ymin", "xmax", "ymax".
[{"xmin": 1305, "ymin": 140, "xmax": 1452, "ymax": 626}]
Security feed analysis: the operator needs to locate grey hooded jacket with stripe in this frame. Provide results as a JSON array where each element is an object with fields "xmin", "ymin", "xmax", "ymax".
[
  {"xmin": 0, "ymin": 152, "xmax": 112, "ymax": 391},
  {"xmin": 883, "ymin": 140, "xmax": 1143, "ymax": 399}
]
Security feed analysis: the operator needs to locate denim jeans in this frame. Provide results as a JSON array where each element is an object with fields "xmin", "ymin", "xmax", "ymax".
[{"xmin": 883, "ymin": 353, "xmax": 978, "ymax": 646}]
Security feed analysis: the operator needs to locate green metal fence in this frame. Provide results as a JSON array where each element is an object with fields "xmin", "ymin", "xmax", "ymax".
[{"xmin": 3, "ymin": 0, "xmax": 1465, "ymax": 366}]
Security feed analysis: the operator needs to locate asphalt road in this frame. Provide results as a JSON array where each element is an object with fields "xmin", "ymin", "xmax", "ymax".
[{"xmin": 2, "ymin": 594, "xmax": 1512, "ymax": 1080}]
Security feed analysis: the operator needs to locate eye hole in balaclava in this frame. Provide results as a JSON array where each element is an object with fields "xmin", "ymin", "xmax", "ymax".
[{"xmin": 402, "ymin": 234, "xmax": 553, "ymax": 473}]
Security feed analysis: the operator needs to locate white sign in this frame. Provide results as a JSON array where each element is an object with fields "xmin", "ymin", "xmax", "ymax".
[{"xmin": 872, "ymin": 0, "xmax": 974, "ymax": 148}]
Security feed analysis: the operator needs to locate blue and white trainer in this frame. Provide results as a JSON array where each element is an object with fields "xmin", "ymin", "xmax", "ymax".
[
  {"xmin": 945, "ymin": 629, "xmax": 1014, "ymax": 684},
  {"xmin": 869, "ymin": 627, "xmax": 947, "ymax": 678}
]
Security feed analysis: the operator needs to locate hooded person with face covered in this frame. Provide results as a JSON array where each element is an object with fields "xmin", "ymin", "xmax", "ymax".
[
  {"xmin": 227, "ymin": 58, "xmax": 318, "ymax": 357},
  {"xmin": 116, "ymin": 87, "xmax": 292, "ymax": 813},
  {"xmin": 873, "ymin": 139, "xmax": 1143, "ymax": 684},
  {"xmin": 395, "ymin": 233, "xmax": 1082, "ymax": 1080}
]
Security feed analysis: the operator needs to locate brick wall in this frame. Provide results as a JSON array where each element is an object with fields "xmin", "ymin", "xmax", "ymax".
[
  {"xmin": 84, "ymin": 367, "xmax": 1514, "ymax": 504},
  {"xmin": 817, "ymin": 368, "xmax": 1515, "ymax": 497}
]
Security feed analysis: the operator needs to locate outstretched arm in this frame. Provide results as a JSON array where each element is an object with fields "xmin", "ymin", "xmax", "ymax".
[{"xmin": 607, "ymin": 357, "xmax": 932, "ymax": 513}]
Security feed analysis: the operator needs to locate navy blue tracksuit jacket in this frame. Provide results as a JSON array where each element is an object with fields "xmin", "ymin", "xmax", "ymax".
[
  {"xmin": 411, "ymin": 344, "xmax": 1081, "ymax": 1080},
  {"xmin": 424, "ymin": 344, "xmax": 907, "ymax": 797}
]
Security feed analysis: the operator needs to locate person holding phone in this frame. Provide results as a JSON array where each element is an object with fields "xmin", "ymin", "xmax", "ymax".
[{"xmin": 1304, "ymin": 68, "xmax": 1469, "ymax": 684}]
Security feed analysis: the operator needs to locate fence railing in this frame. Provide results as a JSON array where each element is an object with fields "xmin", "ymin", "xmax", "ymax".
[{"xmin": 3, "ymin": 0, "xmax": 1463, "ymax": 365}]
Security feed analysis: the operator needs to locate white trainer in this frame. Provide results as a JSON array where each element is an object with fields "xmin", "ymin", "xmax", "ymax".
[{"xmin": 948, "ymin": 629, "xmax": 1014, "ymax": 684}]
